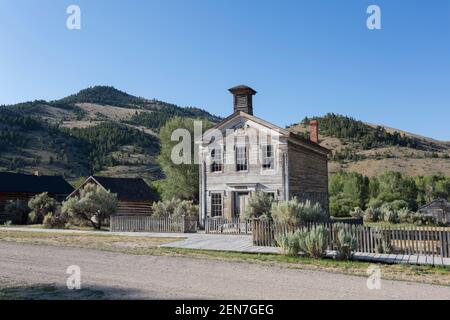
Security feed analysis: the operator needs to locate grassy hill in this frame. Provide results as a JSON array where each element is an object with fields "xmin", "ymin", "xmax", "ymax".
[
  {"xmin": 288, "ymin": 113, "xmax": 450, "ymax": 177},
  {"xmin": 0, "ymin": 86, "xmax": 220, "ymax": 181},
  {"xmin": 2, "ymin": 89, "xmax": 449, "ymax": 181}
]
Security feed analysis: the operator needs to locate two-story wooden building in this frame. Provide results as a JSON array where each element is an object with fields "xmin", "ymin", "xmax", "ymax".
[{"xmin": 198, "ymin": 85, "xmax": 330, "ymax": 225}]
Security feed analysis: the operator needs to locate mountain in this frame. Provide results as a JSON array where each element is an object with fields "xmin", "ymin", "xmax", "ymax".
[
  {"xmin": 1, "ymin": 88, "xmax": 449, "ymax": 182},
  {"xmin": 288, "ymin": 113, "xmax": 450, "ymax": 177},
  {"xmin": 0, "ymin": 86, "xmax": 220, "ymax": 181}
]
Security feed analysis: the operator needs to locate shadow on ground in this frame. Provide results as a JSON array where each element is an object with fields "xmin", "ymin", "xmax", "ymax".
[{"xmin": 0, "ymin": 283, "xmax": 147, "ymax": 300}]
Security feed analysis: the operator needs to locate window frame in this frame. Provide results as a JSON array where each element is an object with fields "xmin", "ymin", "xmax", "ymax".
[
  {"xmin": 210, "ymin": 146, "xmax": 223, "ymax": 173},
  {"xmin": 261, "ymin": 144, "xmax": 275, "ymax": 170},
  {"xmin": 235, "ymin": 145, "xmax": 248, "ymax": 172},
  {"xmin": 210, "ymin": 192, "xmax": 223, "ymax": 217}
]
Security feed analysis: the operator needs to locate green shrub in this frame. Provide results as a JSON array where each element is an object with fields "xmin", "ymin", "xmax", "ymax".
[
  {"xmin": 383, "ymin": 209, "xmax": 399, "ymax": 224},
  {"xmin": 61, "ymin": 184, "xmax": 117, "ymax": 229},
  {"xmin": 297, "ymin": 225, "xmax": 328, "ymax": 259},
  {"xmin": 367, "ymin": 198, "xmax": 383, "ymax": 209},
  {"xmin": 43, "ymin": 210, "xmax": 68, "ymax": 229},
  {"xmin": 275, "ymin": 232, "xmax": 300, "ymax": 256},
  {"xmin": 271, "ymin": 198, "xmax": 327, "ymax": 225},
  {"xmin": 389, "ymin": 200, "xmax": 409, "ymax": 211},
  {"xmin": 3, "ymin": 220, "xmax": 12, "ymax": 227},
  {"xmin": 28, "ymin": 193, "xmax": 58, "ymax": 224},
  {"xmin": 243, "ymin": 192, "xmax": 274, "ymax": 220},
  {"xmin": 152, "ymin": 198, "xmax": 198, "ymax": 220},
  {"xmin": 363, "ymin": 207, "xmax": 381, "ymax": 222},
  {"xmin": 333, "ymin": 224, "xmax": 357, "ymax": 260},
  {"xmin": 398, "ymin": 208, "xmax": 413, "ymax": 224},
  {"xmin": 350, "ymin": 207, "xmax": 364, "ymax": 219},
  {"xmin": 4, "ymin": 199, "xmax": 30, "ymax": 224}
]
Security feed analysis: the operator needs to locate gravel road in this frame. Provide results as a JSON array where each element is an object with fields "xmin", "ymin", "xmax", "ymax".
[{"xmin": 0, "ymin": 242, "xmax": 449, "ymax": 299}]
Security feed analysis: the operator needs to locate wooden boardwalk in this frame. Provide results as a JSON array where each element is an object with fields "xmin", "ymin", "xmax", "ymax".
[{"xmin": 162, "ymin": 233, "xmax": 450, "ymax": 266}]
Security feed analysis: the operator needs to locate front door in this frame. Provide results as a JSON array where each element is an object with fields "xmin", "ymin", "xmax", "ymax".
[{"xmin": 234, "ymin": 192, "xmax": 250, "ymax": 218}]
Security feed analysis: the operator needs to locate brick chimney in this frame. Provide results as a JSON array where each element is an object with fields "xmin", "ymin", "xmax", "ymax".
[
  {"xmin": 228, "ymin": 85, "xmax": 257, "ymax": 115},
  {"xmin": 309, "ymin": 120, "xmax": 319, "ymax": 143}
]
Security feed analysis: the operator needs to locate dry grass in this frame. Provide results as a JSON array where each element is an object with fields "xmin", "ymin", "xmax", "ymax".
[{"xmin": 0, "ymin": 230, "xmax": 181, "ymax": 253}]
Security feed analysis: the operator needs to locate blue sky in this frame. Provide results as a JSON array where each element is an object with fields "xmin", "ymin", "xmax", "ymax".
[{"xmin": 0, "ymin": 0, "xmax": 449, "ymax": 140}]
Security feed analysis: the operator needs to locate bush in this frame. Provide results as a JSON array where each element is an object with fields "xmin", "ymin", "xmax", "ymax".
[
  {"xmin": 61, "ymin": 184, "xmax": 117, "ymax": 229},
  {"xmin": 43, "ymin": 210, "xmax": 68, "ymax": 229},
  {"xmin": 363, "ymin": 207, "xmax": 381, "ymax": 222},
  {"xmin": 389, "ymin": 200, "xmax": 409, "ymax": 211},
  {"xmin": 398, "ymin": 208, "xmax": 413, "ymax": 224},
  {"xmin": 3, "ymin": 220, "xmax": 12, "ymax": 226},
  {"xmin": 350, "ymin": 207, "xmax": 364, "ymax": 219},
  {"xmin": 4, "ymin": 199, "xmax": 30, "ymax": 224},
  {"xmin": 243, "ymin": 192, "xmax": 274, "ymax": 220},
  {"xmin": 297, "ymin": 225, "xmax": 328, "ymax": 259},
  {"xmin": 411, "ymin": 214, "xmax": 436, "ymax": 226},
  {"xmin": 383, "ymin": 209, "xmax": 399, "ymax": 224},
  {"xmin": 173, "ymin": 200, "xmax": 198, "ymax": 220},
  {"xmin": 271, "ymin": 198, "xmax": 327, "ymax": 225},
  {"xmin": 329, "ymin": 196, "xmax": 357, "ymax": 217},
  {"xmin": 334, "ymin": 224, "xmax": 357, "ymax": 260},
  {"xmin": 275, "ymin": 232, "xmax": 300, "ymax": 256},
  {"xmin": 152, "ymin": 198, "xmax": 198, "ymax": 220},
  {"xmin": 367, "ymin": 198, "xmax": 383, "ymax": 209},
  {"xmin": 28, "ymin": 193, "xmax": 58, "ymax": 224}
]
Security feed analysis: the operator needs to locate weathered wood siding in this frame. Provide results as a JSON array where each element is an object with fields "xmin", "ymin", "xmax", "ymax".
[
  {"xmin": 0, "ymin": 192, "xmax": 66, "ymax": 213},
  {"xmin": 287, "ymin": 141, "xmax": 329, "ymax": 211},
  {"xmin": 201, "ymin": 119, "xmax": 287, "ymax": 221},
  {"xmin": 116, "ymin": 201, "xmax": 153, "ymax": 215}
]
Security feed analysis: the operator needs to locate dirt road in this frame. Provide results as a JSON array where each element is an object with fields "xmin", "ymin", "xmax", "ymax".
[{"xmin": 0, "ymin": 242, "xmax": 449, "ymax": 299}]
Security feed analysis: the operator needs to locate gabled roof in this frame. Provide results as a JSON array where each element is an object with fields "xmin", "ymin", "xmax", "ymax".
[
  {"xmin": 68, "ymin": 176, "xmax": 158, "ymax": 202},
  {"xmin": 0, "ymin": 172, "xmax": 74, "ymax": 194},
  {"xmin": 418, "ymin": 198, "xmax": 450, "ymax": 211},
  {"xmin": 200, "ymin": 111, "xmax": 330, "ymax": 156}
]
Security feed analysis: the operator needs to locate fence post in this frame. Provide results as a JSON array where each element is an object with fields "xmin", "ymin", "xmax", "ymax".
[{"xmin": 181, "ymin": 215, "xmax": 185, "ymax": 233}]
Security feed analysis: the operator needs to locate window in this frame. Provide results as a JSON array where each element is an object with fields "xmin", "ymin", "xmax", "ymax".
[
  {"xmin": 235, "ymin": 146, "xmax": 248, "ymax": 171},
  {"xmin": 262, "ymin": 145, "xmax": 274, "ymax": 170},
  {"xmin": 265, "ymin": 192, "xmax": 275, "ymax": 199},
  {"xmin": 210, "ymin": 147, "xmax": 223, "ymax": 172},
  {"xmin": 211, "ymin": 193, "xmax": 223, "ymax": 217}
]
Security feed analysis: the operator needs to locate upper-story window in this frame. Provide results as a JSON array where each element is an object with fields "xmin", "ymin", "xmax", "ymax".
[
  {"xmin": 210, "ymin": 147, "xmax": 223, "ymax": 172},
  {"xmin": 262, "ymin": 145, "xmax": 274, "ymax": 170},
  {"xmin": 235, "ymin": 145, "xmax": 248, "ymax": 171}
]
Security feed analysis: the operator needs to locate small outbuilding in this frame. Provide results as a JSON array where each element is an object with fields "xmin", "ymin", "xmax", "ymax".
[
  {"xmin": 0, "ymin": 171, "xmax": 74, "ymax": 216},
  {"xmin": 418, "ymin": 198, "xmax": 450, "ymax": 225},
  {"xmin": 67, "ymin": 176, "xmax": 158, "ymax": 215}
]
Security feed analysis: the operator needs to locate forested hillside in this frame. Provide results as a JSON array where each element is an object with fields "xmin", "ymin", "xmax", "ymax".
[
  {"xmin": 289, "ymin": 113, "xmax": 450, "ymax": 177},
  {"xmin": 0, "ymin": 86, "xmax": 220, "ymax": 180}
]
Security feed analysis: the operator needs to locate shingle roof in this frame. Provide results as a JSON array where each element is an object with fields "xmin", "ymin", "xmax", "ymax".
[
  {"xmin": 0, "ymin": 172, "xmax": 74, "ymax": 194},
  {"xmin": 418, "ymin": 198, "xmax": 450, "ymax": 211},
  {"xmin": 91, "ymin": 176, "xmax": 158, "ymax": 202}
]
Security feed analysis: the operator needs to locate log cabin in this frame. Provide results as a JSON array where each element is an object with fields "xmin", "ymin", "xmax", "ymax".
[
  {"xmin": 197, "ymin": 85, "xmax": 330, "ymax": 226},
  {"xmin": 418, "ymin": 198, "xmax": 450, "ymax": 225},
  {"xmin": 67, "ymin": 176, "xmax": 158, "ymax": 215},
  {"xmin": 0, "ymin": 171, "xmax": 74, "ymax": 218}
]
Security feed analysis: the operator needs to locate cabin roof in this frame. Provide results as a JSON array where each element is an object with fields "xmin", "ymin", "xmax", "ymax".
[
  {"xmin": 0, "ymin": 172, "xmax": 74, "ymax": 195},
  {"xmin": 69, "ymin": 176, "xmax": 158, "ymax": 202},
  {"xmin": 418, "ymin": 198, "xmax": 450, "ymax": 211},
  {"xmin": 200, "ymin": 111, "xmax": 330, "ymax": 156}
]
